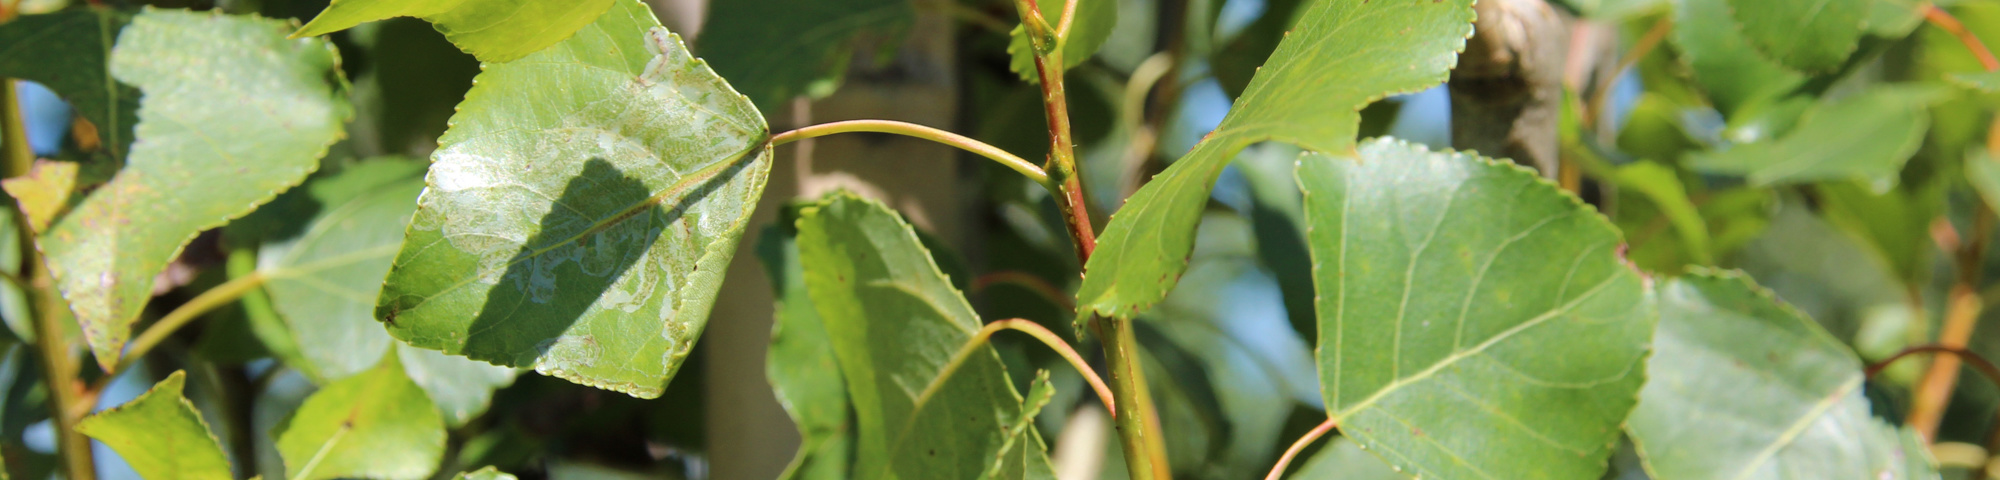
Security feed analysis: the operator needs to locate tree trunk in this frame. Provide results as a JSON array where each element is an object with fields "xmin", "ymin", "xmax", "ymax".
[{"xmin": 1449, "ymin": 0, "xmax": 1567, "ymax": 177}]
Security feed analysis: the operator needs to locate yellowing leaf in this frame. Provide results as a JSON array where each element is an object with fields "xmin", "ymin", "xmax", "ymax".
[{"xmin": 76, "ymin": 371, "xmax": 232, "ymax": 480}]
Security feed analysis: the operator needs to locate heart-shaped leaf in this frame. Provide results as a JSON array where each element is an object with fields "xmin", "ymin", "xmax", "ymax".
[
  {"xmin": 375, "ymin": 0, "xmax": 772, "ymax": 399},
  {"xmin": 1300, "ymin": 138, "xmax": 1655, "ymax": 479}
]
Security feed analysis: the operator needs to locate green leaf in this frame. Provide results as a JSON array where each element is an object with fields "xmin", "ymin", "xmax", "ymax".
[
  {"xmin": 796, "ymin": 193, "xmax": 1056, "ymax": 479},
  {"xmin": 454, "ymin": 466, "xmax": 518, "ymax": 480},
  {"xmin": 292, "ymin": 0, "xmax": 615, "ymax": 63},
  {"xmin": 1672, "ymin": 0, "xmax": 1805, "ymax": 115},
  {"xmin": 1299, "ymin": 139, "xmax": 1655, "ymax": 479},
  {"xmin": 1286, "ymin": 438, "xmax": 1406, "ymax": 480},
  {"xmin": 698, "ymin": 0, "xmax": 914, "ymax": 111},
  {"xmin": 1947, "ymin": 71, "xmax": 2000, "ymax": 93},
  {"xmin": 1813, "ymin": 181, "xmax": 1942, "ymax": 292},
  {"xmin": 1076, "ymin": 0, "xmax": 1474, "ymax": 323},
  {"xmin": 1007, "ymin": 0, "xmax": 1119, "ymax": 82},
  {"xmin": 1613, "ymin": 161, "xmax": 1711, "ymax": 265},
  {"xmin": 759, "ymin": 207, "xmax": 853, "ymax": 480},
  {"xmin": 1725, "ymin": 0, "xmax": 1869, "ymax": 72},
  {"xmin": 75, "ymin": 371, "xmax": 232, "ymax": 480},
  {"xmin": 277, "ymin": 351, "xmax": 446, "ymax": 480},
  {"xmin": 1627, "ymin": 269, "xmax": 1939, "ymax": 479},
  {"xmin": 1690, "ymin": 87, "xmax": 1939, "ymax": 190},
  {"xmin": 248, "ymin": 160, "xmax": 516, "ymax": 425},
  {"xmin": 45, "ymin": 8, "xmax": 350, "ymax": 371},
  {"xmin": 1969, "ymin": 153, "xmax": 2000, "ymax": 214},
  {"xmin": 375, "ymin": 0, "xmax": 773, "ymax": 399},
  {"xmin": 0, "ymin": 8, "xmax": 138, "ymax": 158},
  {"xmin": 1866, "ymin": 0, "xmax": 1926, "ymax": 37}
]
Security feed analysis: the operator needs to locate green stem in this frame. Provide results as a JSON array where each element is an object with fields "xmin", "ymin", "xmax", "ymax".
[
  {"xmin": 769, "ymin": 119, "xmax": 1051, "ymax": 189},
  {"xmin": 3, "ymin": 79, "xmax": 95, "ymax": 480},
  {"xmin": 1009, "ymin": 1, "xmax": 1161, "ymax": 476},
  {"xmin": 1100, "ymin": 315, "xmax": 1170, "ymax": 480},
  {"xmin": 916, "ymin": 319, "xmax": 1116, "ymax": 416},
  {"xmin": 106, "ymin": 271, "xmax": 266, "ymax": 379}
]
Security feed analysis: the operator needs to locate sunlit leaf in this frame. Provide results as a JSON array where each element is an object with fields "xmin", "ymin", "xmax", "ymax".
[
  {"xmin": 245, "ymin": 160, "xmax": 516, "ymax": 425},
  {"xmin": 375, "ymin": 0, "xmax": 772, "ymax": 399},
  {"xmin": 1627, "ymin": 269, "xmax": 1938, "ymax": 479},
  {"xmin": 759, "ymin": 206, "xmax": 854, "ymax": 480},
  {"xmin": 698, "ymin": 0, "xmax": 913, "ymax": 111},
  {"xmin": 1008, "ymin": 0, "xmax": 1119, "ymax": 82},
  {"xmin": 293, "ymin": 0, "xmax": 615, "ymax": 63},
  {"xmin": 75, "ymin": 371, "xmax": 231, "ymax": 480},
  {"xmin": 796, "ymin": 193, "xmax": 1056, "ymax": 479},
  {"xmin": 0, "ymin": 8, "xmax": 138, "ymax": 157},
  {"xmin": 44, "ymin": 9, "xmax": 350, "ymax": 371},
  {"xmin": 277, "ymin": 351, "xmax": 446, "ymax": 480},
  {"xmin": 1300, "ymin": 139, "xmax": 1654, "ymax": 479},
  {"xmin": 1, "ymin": 160, "xmax": 79, "ymax": 233},
  {"xmin": 1076, "ymin": 0, "xmax": 1474, "ymax": 323},
  {"xmin": 1726, "ymin": 0, "xmax": 1870, "ymax": 72},
  {"xmin": 1690, "ymin": 87, "xmax": 1940, "ymax": 190}
]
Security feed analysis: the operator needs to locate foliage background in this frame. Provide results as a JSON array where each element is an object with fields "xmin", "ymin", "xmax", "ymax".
[{"xmin": 2, "ymin": 0, "xmax": 1998, "ymax": 478}]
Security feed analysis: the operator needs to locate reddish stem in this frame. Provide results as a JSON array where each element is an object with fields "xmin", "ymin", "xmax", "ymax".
[
  {"xmin": 1264, "ymin": 418, "xmax": 1340, "ymax": 480},
  {"xmin": 1924, "ymin": 5, "xmax": 2000, "ymax": 72}
]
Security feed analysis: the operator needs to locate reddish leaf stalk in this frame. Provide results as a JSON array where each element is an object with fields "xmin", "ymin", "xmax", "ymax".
[
  {"xmin": 917, "ymin": 319, "xmax": 1116, "ymax": 416},
  {"xmin": 1924, "ymin": 4, "xmax": 2000, "ymax": 72},
  {"xmin": 1264, "ymin": 418, "xmax": 1340, "ymax": 480},
  {"xmin": 1906, "ymin": 5, "xmax": 2000, "ymax": 443}
]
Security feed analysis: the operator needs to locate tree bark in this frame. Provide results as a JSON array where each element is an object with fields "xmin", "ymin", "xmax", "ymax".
[{"xmin": 1449, "ymin": 0, "xmax": 1567, "ymax": 177}]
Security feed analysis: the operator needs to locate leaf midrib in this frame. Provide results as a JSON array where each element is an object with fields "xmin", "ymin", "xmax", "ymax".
[
  {"xmin": 1332, "ymin": 270, "xmax": 1623, "ymax": 420},
  {"xmin": 1728, "ymin": 375, "xmax": 1865, "ymax": 480},
  {"xmin": 399, "ymin": 145, "xmax": 759, "ymax": 313}
]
